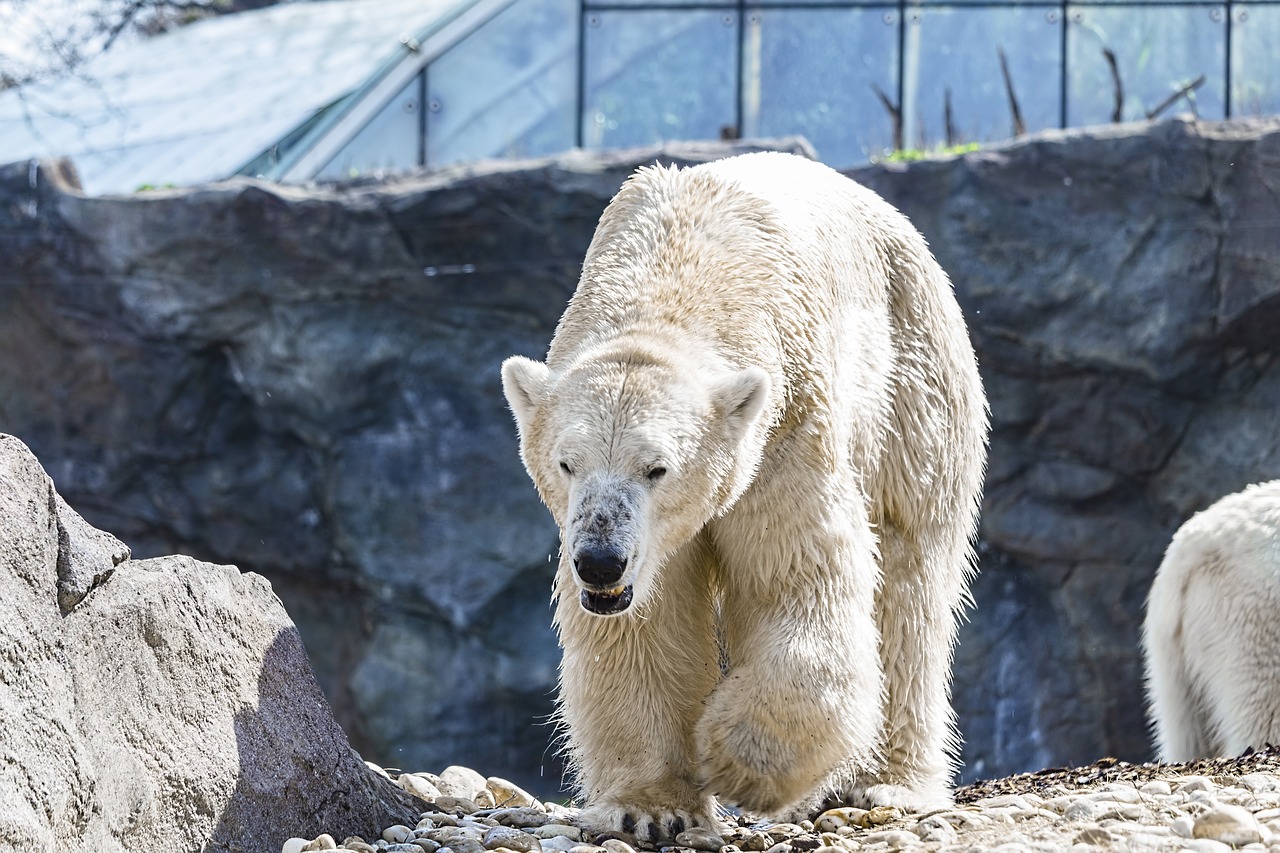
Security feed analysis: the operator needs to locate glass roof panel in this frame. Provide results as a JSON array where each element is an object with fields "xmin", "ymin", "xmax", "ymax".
[{"xmin": 0, "ymin": 0, "xmax": 473, "ymax": 195}]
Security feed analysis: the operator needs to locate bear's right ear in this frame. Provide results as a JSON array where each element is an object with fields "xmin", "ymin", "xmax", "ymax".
[
  {"xmin": 501, "ymin": 356, "xmax": 553, "ymax": 428},
  {"xmin": 711, "ymin": 366, "xmax": 771, "ymax": 440}
]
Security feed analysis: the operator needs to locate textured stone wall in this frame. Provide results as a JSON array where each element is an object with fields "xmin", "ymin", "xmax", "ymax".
[{"xmin": 1, "ymin": 119, "xmax": 1277, "ymax": 794}]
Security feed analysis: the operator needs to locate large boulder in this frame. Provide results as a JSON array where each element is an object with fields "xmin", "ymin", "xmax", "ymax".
[
  {"xmin": 1, "ymin": 119, "xmax": 1278, "ymax": 790},
  {"xmin": 0, "ymin": 433, "xmax": 418, "ymax": 852}
]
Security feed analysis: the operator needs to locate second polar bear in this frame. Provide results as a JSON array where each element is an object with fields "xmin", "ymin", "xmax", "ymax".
[
  {"xmin": 501, "ymin": 152, "xmax": 989, "ymax": 838},
  {"xmin": 1143, "ymin": 479, "xmax": 1280, "ymax": 762}
]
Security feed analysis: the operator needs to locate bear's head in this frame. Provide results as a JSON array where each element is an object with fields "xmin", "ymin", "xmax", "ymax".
[{"xmin": 501, "ymin": 352, "xmax": 770, "ymax": 616}]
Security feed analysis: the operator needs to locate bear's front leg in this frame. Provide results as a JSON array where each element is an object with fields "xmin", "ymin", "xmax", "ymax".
[
  {"xmin": 698, "ymin": 501, "xmax": 883, "ymax": 817},
  {"xmin": 556, "ymin": 541, "xmax": 722, "ymax": 843}
]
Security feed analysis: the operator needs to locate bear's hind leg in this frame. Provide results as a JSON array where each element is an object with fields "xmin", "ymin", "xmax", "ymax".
[
  {"xmin": 557, "ymin": 537, "xmax": 722, "ymax": 842},
  {"xmin": 838, "ymin": 521, "xmax": 966, "ymax": 813}
]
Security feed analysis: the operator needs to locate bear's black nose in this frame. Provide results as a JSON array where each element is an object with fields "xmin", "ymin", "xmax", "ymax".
[{"xmin": 574, "ymin": 544, "xmax": 628, "ymax": 588}]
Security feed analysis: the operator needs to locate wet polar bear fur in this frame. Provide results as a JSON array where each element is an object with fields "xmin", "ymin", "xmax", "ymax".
[
  {"xmin": 1143, "ymin": 479, "xmax": 1280, "ymax": 762},
  {"xmin": 501, "ymin": 152, "xmax": 989, "ymax": 839}
]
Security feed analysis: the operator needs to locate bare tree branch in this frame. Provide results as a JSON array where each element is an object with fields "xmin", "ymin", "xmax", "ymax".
[
  {"xmin": 997, "ymin": 47, "xmax": 1026, "ymax": 138},
  {"xmin": 1102, "ymin": 47, "xmax": 1124, "ymax": 123},
  {"xmin": 1146, "ymin": 74, "xmax": 1206, "ymax": 120},
  {"xmin": 944, "ymin": 87, "xmax": 956, "ymax": 148},
  {"xmin": 871, "ymin": 82, "xmax": 903, "ymax": 152}
]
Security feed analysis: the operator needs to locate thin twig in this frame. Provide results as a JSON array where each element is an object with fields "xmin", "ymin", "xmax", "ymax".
[
  {"xmin": 1103, "ymin": 47, "xmax": 1124, "ymax": 123},
  {"xmin": 998, "ymin": 47, "xmax": 1026, "ymax": 137},
  {"xmin": 1146, "ymin": 74, "xmax": 1206, "ymax": 120},
  {"xmin": 871, "ymin": 82, "xmax": 903, "ymax": 152},
  {"xmin": 944, "ymin": 87, "xmax": 957, "ymax": 147}
]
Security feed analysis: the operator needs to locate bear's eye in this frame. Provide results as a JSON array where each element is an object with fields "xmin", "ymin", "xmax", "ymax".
[
  {"xmin": 559, "ymin": 461, "xmax": 574, "ymax": 476},
  {"xmin": 646, "ymin": 466, "xmax": 667, "ymax": 483}
]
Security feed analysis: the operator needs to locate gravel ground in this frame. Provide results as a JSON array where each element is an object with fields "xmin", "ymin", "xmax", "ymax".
[{"xmin": 282, "ymin": 748, "xmax": 1280, "ymax": 853}]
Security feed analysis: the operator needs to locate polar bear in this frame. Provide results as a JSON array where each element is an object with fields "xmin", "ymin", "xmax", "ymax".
[
  {"xmin": 1143, "ymin": 479, "xmax": 1280, "ymax": 762},
  {"xmin": 501, "ymin": 152, "xmax": 988, "ymax": 840}
]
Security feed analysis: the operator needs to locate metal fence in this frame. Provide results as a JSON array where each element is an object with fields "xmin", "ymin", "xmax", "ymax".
[{"xmin": 571, "ymin": 0, "xmax": 1279, "ymax": 165}]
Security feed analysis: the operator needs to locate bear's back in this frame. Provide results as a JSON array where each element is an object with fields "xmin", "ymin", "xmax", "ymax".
[{"xmin": 557, "ymin": 153, "xmax": 905, "ymax": 361}]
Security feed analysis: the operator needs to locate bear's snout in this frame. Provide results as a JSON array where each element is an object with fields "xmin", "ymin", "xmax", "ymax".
[{"xmin": 574, "ymin": 543, "xmax": 628, "ymax": 589}]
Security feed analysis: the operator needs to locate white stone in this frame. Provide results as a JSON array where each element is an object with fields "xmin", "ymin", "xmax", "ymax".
[
  {"xmin": 601, "ymin": 839, "xmax": 637, "ymax": 853},
  {"xmin": 973, "ymin": 794, "xmax": 1036, "ymax": 811},
  {"xmin": 814, "ymin": 809, "xmax": 869, "ymax": 832},
  {"xmin": 487, "ymin": 777, "xmax": 539, "ymax": 809},
  {"xmin": 1063, "ymin": 800, "xmax": 1096, "ymax": 822},
  {"xmin": 1094, "ymin": 785, "xmax": 1143, "ymax": 804},
  {"xmin": 385, "ymin": 825, "xmax": 417, "ymax": 843},
  {"xmin": 913, "ymin": 816, "xmax": 956, "ymax": 844},
  {"xmin": 1176, "ymin": 776, "xmax": 1217, "ymax": 794},
  {"xmin": 401, "ymin": 773, "xmax": 445, "ymax": 802},
  {"xmin": 675, "ymin": 827, "xmax": 726, "ymax": 851},
  {"xmin": 856, "ymin": 829, "xmax": 918, "ymax": 848},
  {"xmin": 1186, "ymin": 840, "xmax": 1233, "ymax": 853},
  {"xmin": 1071, "ymin": 827, "xmax": 1113, "ymax": 845},
  {"xmin": 538, "ymin": 838, "xmax": 581, "ymax": 853},
  {"xmin": 1242, "ymin": 775, "xmax": 1279, "ymax": 793},
  {"xmin": 439, "ymin": 766, "xmax": 490, "ymax": 800},
  {"xmin": 865, "ymin": 806, "xmax": 902, "ymax": 826},
  {"xmin": 282, "ymin": 840, "xmax": 309, "ymax": 853},
  {"xmin": 1139, "ymin": 780, "xmax": 1172, "ymax": 797},
  {"xmin": 483, "ymin": 826, "xmax": 543, "ymax": 853},
  {"xmin": 1194, "ymin": 804, "xmax": 1265, "ymax": 846},
  {"xmin": 1091, "ymin": 801, "xmax": 1146, "ymax": 821},
  {"xmin": 530, "ymin": 825, "xmax": 583, "ymax": 841},
  {"xmin": 1172, "ymin": 815, "xmax": 1196, "ymax": 838}
]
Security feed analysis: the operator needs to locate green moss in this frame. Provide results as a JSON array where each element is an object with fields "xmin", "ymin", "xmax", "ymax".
[{"xmin": 878, "ymin": 142, "xmax": 982, "ymax": 163}]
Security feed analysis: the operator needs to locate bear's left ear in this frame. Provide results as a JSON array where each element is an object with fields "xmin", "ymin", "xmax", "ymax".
[
  {"xmin": 501, "ymin": 356, "xmax": 553, "ymax": 429},
  {"xmin": 711, "ymin": 367, "xmax": 770, "ymax": 440}
]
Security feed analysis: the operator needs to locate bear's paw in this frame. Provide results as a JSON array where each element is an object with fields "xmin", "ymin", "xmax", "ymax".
[
  {"xmin": 577, "ymin": 802, "xmax": 717, "ymax": 846},
  {"xmin": 838, "ymin": 781, "xmax": 953, "ymax": 815}
]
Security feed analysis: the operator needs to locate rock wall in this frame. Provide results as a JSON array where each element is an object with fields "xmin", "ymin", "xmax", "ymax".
[{"xmin": 1, "ymin": 119, "xmax": 1277, "ymax": 793}]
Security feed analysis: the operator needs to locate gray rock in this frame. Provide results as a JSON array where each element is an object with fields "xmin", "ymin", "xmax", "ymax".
[{"xmin": 0, "ymin": 434, "xmax": 418, "ymax": 852}]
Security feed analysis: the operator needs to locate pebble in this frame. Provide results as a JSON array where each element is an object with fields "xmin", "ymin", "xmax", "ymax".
[
  {"xmin": 600, "ymin": 839, "xmax": 637, "ymax": 853},
  {"xmin": 402, "ymin": 773, "xmax": 446, "ymax": 802},
  {"xmin": 488, "ymin": 777, "xmax": 541, "ymax": 809},
  {"xmin": 282, "ymin": 762, "xmax": 1280, "ymax": 853},
  {"xmin": 530, "ymin": 825, "xmax": 584, "ymax": 841},
  {"xmin": 483, "ymin": 826, "xmax": 544, "ymax": 853},
  {"xmin": 437, "ymin": 797, "xmax": 483, "ymax": 814},
  {"xmin": 674, "ymin": 827, "xmax": 725, "ymax": 850},
  {"xmin": 1071, "ymin": 826, "xmax": 1113, "ymax": 845},
  {"xmin": 1193, "ymin": 804, "xmax": 1266, "ymax": 846},
  {"xmin": 440, "ymin": 766, "xmax": 490, "ymax": 800}
]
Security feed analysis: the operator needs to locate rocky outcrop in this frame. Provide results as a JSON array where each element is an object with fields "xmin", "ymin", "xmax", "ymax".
[
  {"xmin": 0, "ymin": 434, "xmax": 419, "ymax": 852},
  {"xmin": 0, "ymin": 119, "xmax": 1277, "ymax": 794}
]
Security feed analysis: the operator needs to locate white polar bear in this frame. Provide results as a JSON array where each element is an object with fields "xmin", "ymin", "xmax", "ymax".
[
  {"xmin": 1143, "ymin": 479, "xmax": 1280, "ymax": 762},
  {"xmin": 501, "ymin": 152, "xmax": 989, "ymax": 840}
]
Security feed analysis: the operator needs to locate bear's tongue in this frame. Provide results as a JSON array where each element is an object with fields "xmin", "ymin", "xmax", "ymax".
[{"xmin": 580, "ymin": 585, "xmax": 633, "ymax": 615}]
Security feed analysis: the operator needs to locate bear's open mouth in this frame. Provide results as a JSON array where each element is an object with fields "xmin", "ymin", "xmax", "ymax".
[{"xmin": 579, "ymin": 585, "xmax": 633, "ymax": 615}]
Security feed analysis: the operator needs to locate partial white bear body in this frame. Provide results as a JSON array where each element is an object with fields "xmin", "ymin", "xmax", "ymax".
[
  {"xmin": 1143, "ymin": 479, "xmax": 1280, "ymax": 762},
  {"xmin": 501, "ymin": 152, "xmax": 988, "ymax": 840}
]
